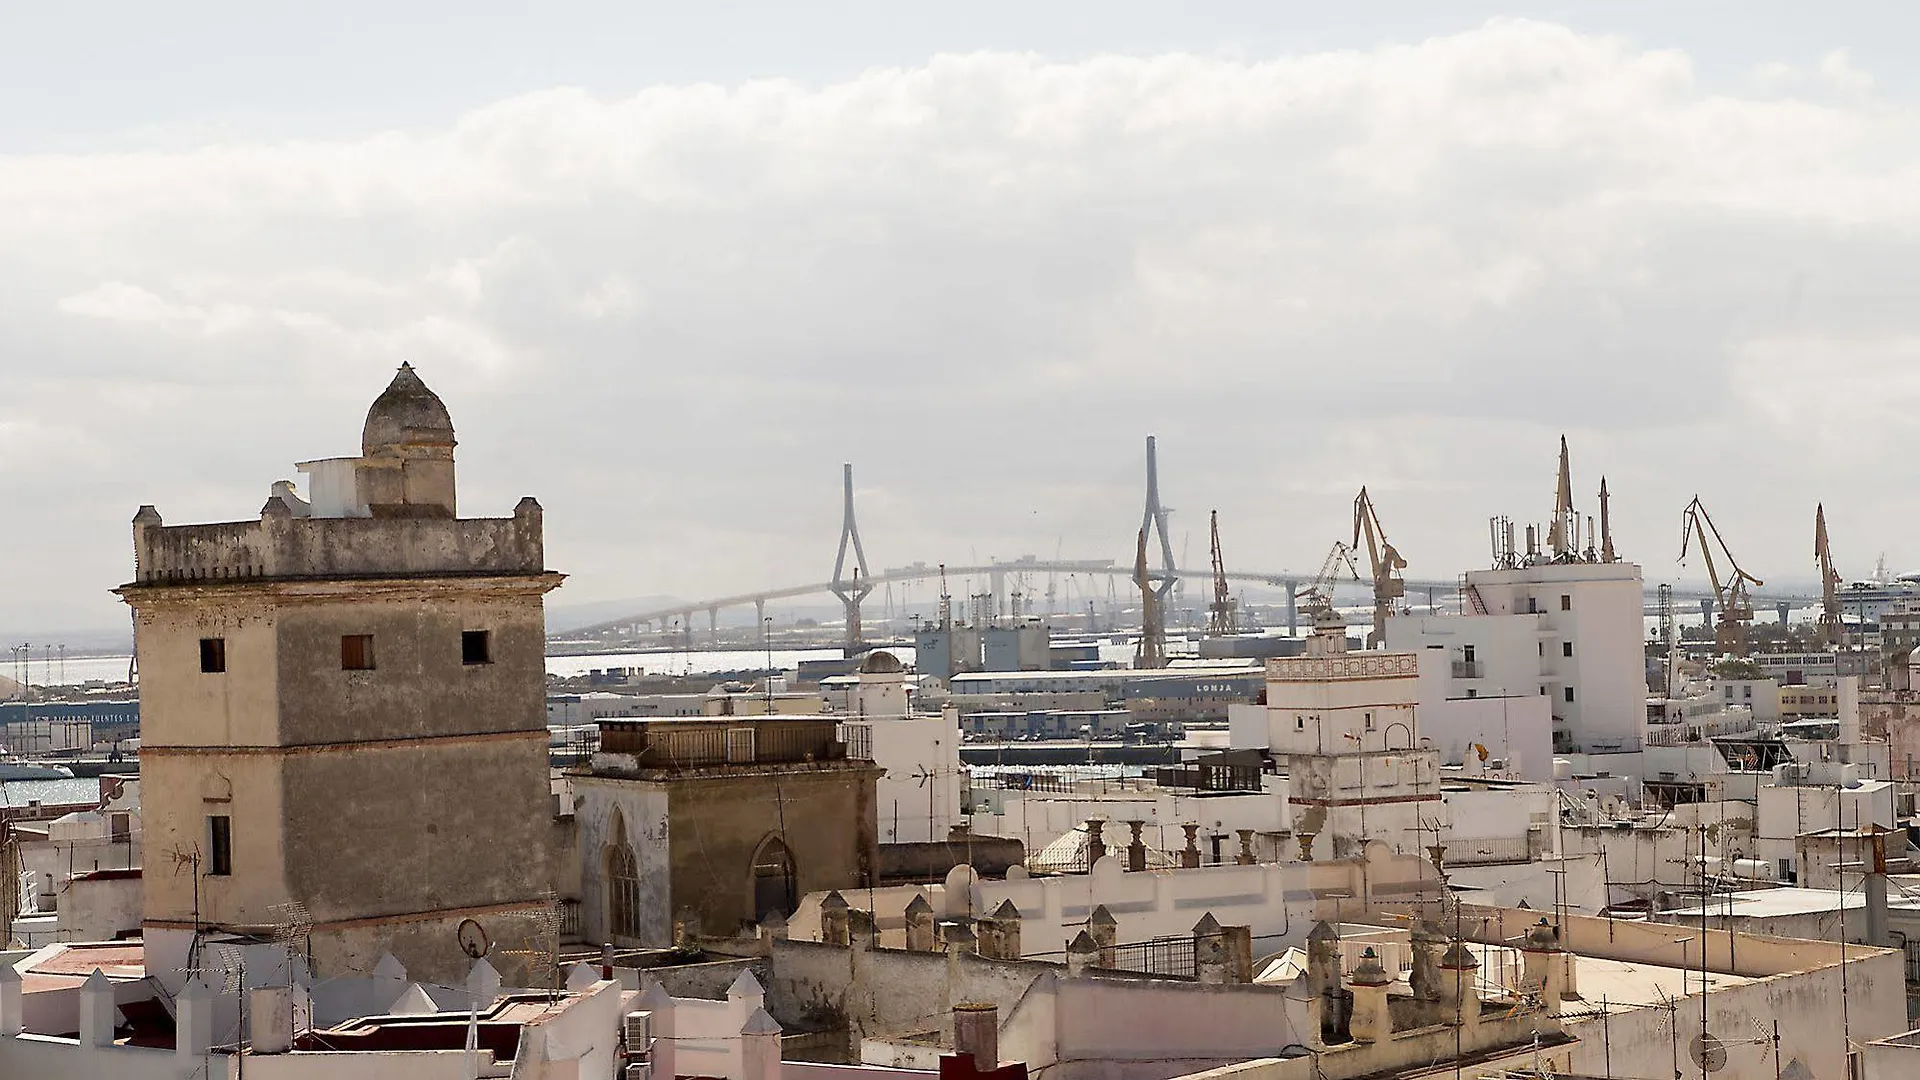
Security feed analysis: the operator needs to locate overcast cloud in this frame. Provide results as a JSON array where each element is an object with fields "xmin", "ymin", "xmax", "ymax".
[{"xmin": 4, "ymin": 17, "xmax": 1919, "ymax": 635}]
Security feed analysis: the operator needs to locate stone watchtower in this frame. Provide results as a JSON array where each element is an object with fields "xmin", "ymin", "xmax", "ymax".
[{"xmin": 118, "ymin": 365, "xmax": 565, "ymax": 987}]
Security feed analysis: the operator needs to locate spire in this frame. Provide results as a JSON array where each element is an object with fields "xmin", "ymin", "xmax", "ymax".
[
  {"xmin": 1548, "ymin": 435, "xmax": 1574, "ymax": 558},
  {"xmin": 1598, "ymin": 476, "xmax": 1616, "ymax": 563}
]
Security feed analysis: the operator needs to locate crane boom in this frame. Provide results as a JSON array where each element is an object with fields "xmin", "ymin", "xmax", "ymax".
[
  {"xmin": 1816, "ymin": 504, "xmax": 1842, "ymax": 648},
  {"xmin": 1679, "ymin": 496, "xmax": 1763, "ymax": 656},
  {"xmin": 1353, "ymin": 487, "xmax": 1408, "ymax": 649},
  {"xmin": 1207, "ymin": 509, "xmax": 1237, "ymax": 636}
]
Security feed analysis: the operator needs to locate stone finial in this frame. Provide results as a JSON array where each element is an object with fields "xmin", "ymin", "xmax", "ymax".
[
  {"xmin": 372, "ymin": 953, "xmax": 407, "ymax": 982},
  {"xmin": 0, "ymin": 962, "xmax": 20, "ymax": 1038},
  {"xmin": 741, "ymin": 1007, "xmax": 783, "ymax": 1080},
  {"xmin": 727, "ymin": 970, "xmax": 765, "ymax": 1002},
  {"xmin": 1088, "ymin": 905, "xmax": 1118, "ymax": 967},
  {"xmin": 741, "ymin": 1006, "xmax": 782, "ymax": 1036},
  {"xmin": 1066, "ymin": 930, "xmax": 1099, "ymax": 977},
  {"xmin": 1298, "ymin": 831, "xmax": 1317, "ymax": 862},
  {"xmin": 1236, "ymin": 828, "xmax": 1257, "ymax": 865},
  {"xmin": 945, "ymin": 921, "xmax": 979, "ymax": 957},
  {"xmin": 759, "ymin": 909, "xmax": 789, "ymax": 942},
  {"xmin": 260, "ymin": 495, "xmax": 293, "ymax": 520},
  {"xmin": 391, "ymin": 983, "xmax": 439, "ymax": 1014},
  {"xmin": 566, "ymin": 963, "xmax": 601, "ymax": 991},
  {"xmin": 905, "ymin": 895, "xmax": 937, "ymax": 952},
  {"xmin": 1084, "ymin": 819, "xmax": 1107, "ymax": 865},
  {"xmin": 133, "ymin": 505, "xmax": 163, "ymax": 527},
  {"xmin": 1181, "ymin": 823, "xmax": 1201, "ymax": 869},
  {"xmin": 1126, "ymin": 819, "xmax": 1148, "ymax": 872},
  {"xmin": 1440, "ymin": 939, "xmax": 1480, "ymax": 970},
  {"xmin": 79, "ymin": 969, "xmax": 116, "ymax": 1047},
  {"xmin": 847, "ymin": 907, "xmax": 877, "ymax": 950},
  {"xmin": 175, "ymin": 975, "xmax": 213, "ymax": 1058},
  {"xmin": 1350, "ymin": 948, "xmax": 1389, "ymax": 987},
  {"xmin": 820, "ymin": 891, "xmax": 852, "ymax": 946},
  {"xmin": 1194, "ymin": 915, "xmax": 1231, "ymax": 985},
  {"xmin": 467, "ymin": 957, "xmax": 503, "ymax": 1010},
  {"xmin": 1348, "ymin": 948, "xmax": 1392, "ymax": 1044}
]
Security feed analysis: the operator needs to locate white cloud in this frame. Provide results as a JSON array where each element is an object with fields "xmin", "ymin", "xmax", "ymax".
[{"xmin": 1, "ymin": 20, "xmax": 1918, "ymax": 631}]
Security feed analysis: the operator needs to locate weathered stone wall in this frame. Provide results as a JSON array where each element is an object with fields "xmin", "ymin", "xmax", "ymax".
[
  {"xmin": 272, "ymin": 588, "xmax": 550, "ymax": 744},
  {"xmin": 129, "ymin": 500, "xmax": 545, "ymax": 584},
  {"xmin": 573, "ymin": 778, "xmax": 673, "ymax": 946},
  {"xmin": 664, "ymin": 766, "xmax": 881, "ymax": 938}
]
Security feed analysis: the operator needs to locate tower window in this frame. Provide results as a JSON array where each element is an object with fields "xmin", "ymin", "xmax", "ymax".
[
  {"xmin": 341, "ymin": 635, "xmax": 376, "ymax": 671},
  {"xmin": 1560, "ymin": 594, "xmax": 1571, "ymax": 611},
  {"xmin": 200, "ymin": 638, "xmax": 226, "ymax": 673},
  {"xmin": 1564, "ymin": 686, "xmax": 1575, "ymax": 703},
  {"xmin": 1563, "ymin": 642, "xmax": 1574, "ymax": 658},
  {"xmin": 208, "ymin": 815, "xmax": 232, "ymax": 876},
  {"xmin": 462, "ymin": 630, "xmax": 493, "ymax": 666}
]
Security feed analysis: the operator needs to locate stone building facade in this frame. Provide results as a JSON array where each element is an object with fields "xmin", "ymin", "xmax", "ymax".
[
  {"xmin": 118, "ymin": 364, "xmax": 567, "ymax": 987},
  {"xmin": 575, "ymin": 715, "xmax": 882, "ymax": 947}
]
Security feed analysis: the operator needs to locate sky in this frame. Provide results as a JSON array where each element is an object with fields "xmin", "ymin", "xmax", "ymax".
[{"xmin": 4, "ymin": 2, "xmax": 1920, "ymax": 638}]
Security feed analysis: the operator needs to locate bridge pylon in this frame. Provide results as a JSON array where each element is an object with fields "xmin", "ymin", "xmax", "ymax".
[{"xmin": 829, "ymin": 463, "xmax": 874, "ymax": 652}]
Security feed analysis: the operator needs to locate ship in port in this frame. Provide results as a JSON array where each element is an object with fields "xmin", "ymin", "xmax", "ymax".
[{"xmin": 0, "ymin": 750, "xmax": 75, "ymax": 781}]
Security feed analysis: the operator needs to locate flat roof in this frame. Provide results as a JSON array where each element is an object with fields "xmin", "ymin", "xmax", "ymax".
[{"xmin": 1655, "ymin": 887, "xmax": 1920, "ymax": 920}]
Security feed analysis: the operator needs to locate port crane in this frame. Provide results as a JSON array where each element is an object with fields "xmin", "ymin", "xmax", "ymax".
[
  {"xmin": 1301, "ymin": 541, "xmax": 1362, "ymax": 629},
  {"xmin": 1207, "ymin": 510, "xmax": 1237, "ymax": 636},
  {"xmin": 1352, "ymin": 487, "xmax": 1407, "ymax": 648},
  {"xmin": 1134, "ymin": 526, "xmax": 1167, "ymax": 669},
  {"xmin": 1815, "ymin": 504, "xmax": 1843, "ymax": 648},
  {"xmin": 1679, "ymin": 496, "xmax": 1764, "ymax": 656}
]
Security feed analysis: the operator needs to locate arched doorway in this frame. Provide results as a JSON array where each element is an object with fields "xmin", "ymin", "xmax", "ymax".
[
  {"xmin": 605, "ymin": 807, "xmax": 641, "ymax": 942},
  {"xmin": 750, "ymin": 835, "xmax": 797, "ymax": 922}
]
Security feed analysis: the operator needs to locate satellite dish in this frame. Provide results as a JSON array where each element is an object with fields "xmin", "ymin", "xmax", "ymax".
[
  {"xmin": 458, "ymin": 918, "xmax": 492, "ymax": 960},
  {"xmin": 1690, "ymin": 1033, "xmax": 1729, "ymax": 1073}
]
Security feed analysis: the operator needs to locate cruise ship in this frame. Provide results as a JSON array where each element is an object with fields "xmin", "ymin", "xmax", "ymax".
[{"xmin": 1835, "ymin": 574, "xmax": 1920, "ymax": 625}]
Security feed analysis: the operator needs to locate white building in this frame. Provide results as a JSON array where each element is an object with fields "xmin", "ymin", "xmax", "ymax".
[
  {"xmin": 834, "ymin": 651, "xmax": 965, "ymax": 845},
  {"xmin": 1386, "ymin": 440, "xmax": 1646, "ymax": 755},
  {"xmin": 1257, "ymin": 617, "xmax": 1442, "ymax": 859}
]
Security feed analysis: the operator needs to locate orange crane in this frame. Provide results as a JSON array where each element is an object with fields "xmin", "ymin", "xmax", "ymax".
[
  {"xmin": 1207, "ymin": 510, "xmax": 1237, "ymax": 636},
  {"xmin": 1816, "ymin": 504, "xmax": 1843, "ymax": 648},
  {"xmin": 1679, "ymin": 496, "xmax": 1764, "ymax": 657},
  {"xmin": 1352, "ymin": 487, "xmax": 1407, "ymax": 648}
]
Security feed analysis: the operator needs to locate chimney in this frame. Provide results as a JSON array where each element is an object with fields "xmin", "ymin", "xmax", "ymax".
[
  {"xmin": 989, "ymin": 899, "xmax": 1022, "ymax": 959},
  {"xmin": 1193, "ymin": 914, "xmax": 1229, "ymax": 985},
  {"xmin": 1520, "ymin": 919, "xmax": 1562, "ymax": 1013},
  {"xmin": 953, "ymin": 1002, "xmax": 1000, "ymax": 1069},
  {"xmin": 250, "ymin": 986, "xmax": 294, "ymax": 1054}
]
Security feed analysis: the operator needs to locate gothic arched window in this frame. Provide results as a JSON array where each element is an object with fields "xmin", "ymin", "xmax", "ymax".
[{"xmin": 606, "ymin": 807, "xmax": 642, "ymax": 941}]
